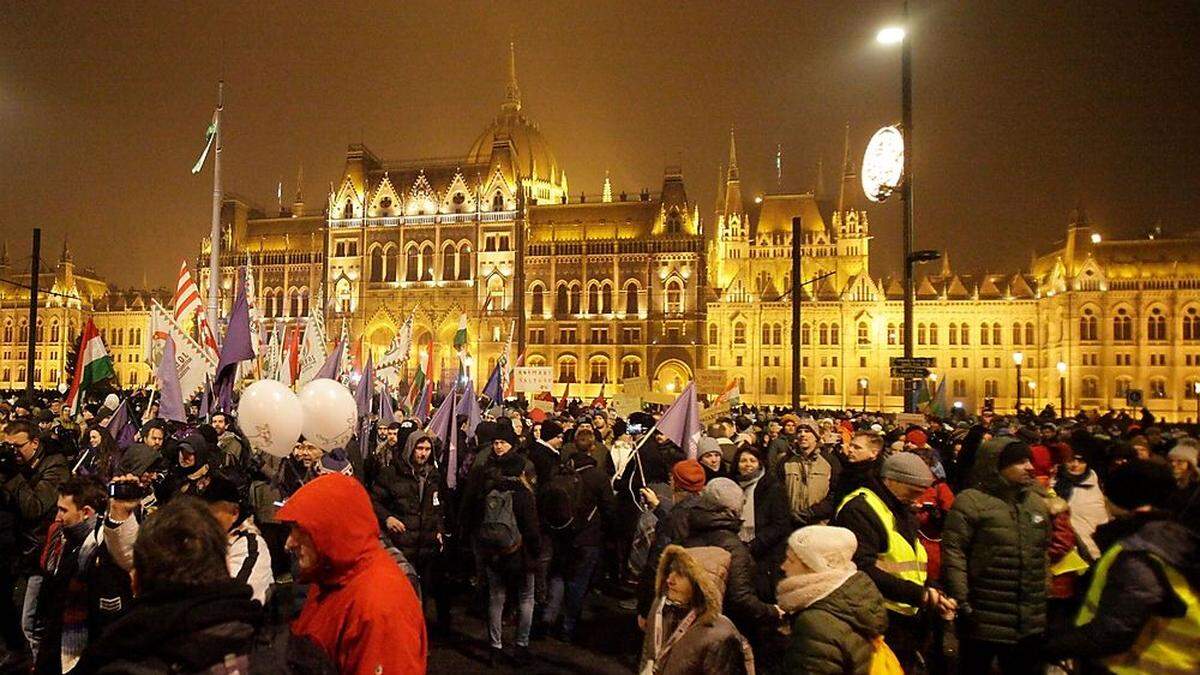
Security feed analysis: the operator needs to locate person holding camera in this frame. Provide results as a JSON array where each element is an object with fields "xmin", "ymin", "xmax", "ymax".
[{"xmin": 1, "ymin": 420, "xmax": 69, "ymax": 662}]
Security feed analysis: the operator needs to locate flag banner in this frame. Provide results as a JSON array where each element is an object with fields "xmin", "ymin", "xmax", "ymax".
[
  {"xmin": 172, "ymin": 260, "xmax": 203, "ymax": 326},
  {"xmin": 453, "ymin": 313, "xmax": 468, "ymax": 350},
  {"xmin": 656, "ymin": 381, "xmax": 701, "ymax": 459},
  {"xmin": 150, "ymin": 301, "xmax": 216, "ymax": 399},
  {"xmin": 281, "ymin": 324, "xmax": 301, "ymax": 387},
  {"xmin": 480, "ymin": 360, "xmax": 504, "ymax": 402},
  {"xmin": 66, "ymin": 318, "xmax": 116, "ymax": 413},
  {"xmin": 191, "ymin": 110, "xmax": 218, "ymax": 174},
  {"xmin": 215, "ymin": 288, "xmax": 254, "ymax": 393},
  {"xmin": 103, "ymin": 398, "xmax": 138, "ymax": 450},
  {"xmin": 354, "ymin": 353, "xmax": 375, "ymax": 420},
  {"xmin": 456, "ymin": 378, "xmax": 482, "ymax": 439},
  {"xmin": 427, "ymin": 388, "xmax": 458, "ymax": 488},
  {"xmin": 591, "ymin": 382, "xmax": 607, "ymax": 409},
  {"xmin": 378, "ymin": 388, "xmax": 395, "ymax": 425},
  {"xmin": 244, "ymin": 256, "xmax": 262, "ymax": 356},
  {"xmin": 156, "ymin": 336, "xmax": 188, "ymax": 423},
  {"xmin": 262, "ymin": 325, "xmax": 281, "ymax": 381},
  {"xmin": 315, "ymin": 337, "xmax": 345, "ymax": 382}
]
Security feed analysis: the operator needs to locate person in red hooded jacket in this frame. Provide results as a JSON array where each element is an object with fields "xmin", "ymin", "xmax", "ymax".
[{"xmin": 278, "ymin": 473, "xmax": 428, "ymax": 674}]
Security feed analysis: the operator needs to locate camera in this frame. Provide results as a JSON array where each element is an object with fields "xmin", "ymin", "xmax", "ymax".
[{"xmin": 108, "ymin": 480, "xmax": 150, "ymax": 501}]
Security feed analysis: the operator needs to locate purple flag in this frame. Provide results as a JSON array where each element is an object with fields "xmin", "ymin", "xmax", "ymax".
[
  {"xmin": 354, "ymin": 353, "xmax": 374, "ymax": 419},
  {"xmin": 456, "ymin": 379, "xmax": 482, "ymax": 440},
  {"xmin": 657, "ymin": 381, "xmax": 701, "ymax": 459},
  {"xmin": 480, "ymin": 361, "xmax": 504, "ymax": 402},
  {"xmin": 156, "ymin": 337, "xmax": 187, "ymax": 423},
  {"xmin": 316, "ymin": 338, "xmax": 345, "ymax": 381},
  {"xmin": 103, "ymin": 398, "xmax": 137, "ymax": 449},
  {"xmin": 199, "ymin": 374, "xmax": 212, "ymax": 421},
  {"xmin": 378, "ymin": 388, "xmax": 395, "ymax": 425},
  {"xmin": 215, "ymin": 288, "xmax": 254, "ymax": 391},
  {"xmin": 426, "ymin": 389, "xmax": 458, "ymax": 488},
  {"xmin": 413, "ymin": 378, "xmax": 433, "ymax": 425}
]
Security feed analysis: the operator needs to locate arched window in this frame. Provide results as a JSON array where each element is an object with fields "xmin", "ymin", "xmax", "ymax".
[
  {"xmin": 830, "ymin": 323, "xmax": 840, "ymax": 345},
  {"xmin": 387, "ymin": 247, "xmax": 401, "ymax": 282},
  {"xmin": 457, "ymin": 244, "xmax": 472, "ymax": 280},
  {"xmin": 588, "ymin": 284, "xmax": 600, "ymax": 315},
  {"xmin": 18, "ymin": 321, "xmax": 28, "ymax": 343},
  {"xmin": 960, "ymin": 323, "xmax": 970, "ymax": 345},
  {"xmin": 342, "ymin": 201, "xmax": 354, "ymax": 219},
  {"xmin": 3, "ymin": 322, "xmax": 11, "ymax": 343},
  {"xmin": 624, "ymin": 281, "xmax": 639, "ymax": 315},
  {"xmin": 442, "ymin": 243, "xmax": 457, "ymax": 281},
  {"xmin": 734, "ymin": 322, "xmax": 747, "ymax": 345},
  {"xmin": 405, "ymin": 246, "xmax": 419, "ymax": 281},
  {"xmin": 980, "ymin": 322, "xmax": 990, "ymax": 345},
  {"xmin": 1113, "ymin": 308, "xmax": 1133, "ymax": 341},
  {"xmin": 819, "ymin": 323, "xmax": 829, "ymax": 345},
  {"xmin": 1185, "ymin": 378, "xmax": 1200, "ymax": 400},
  {"xmin": 984, "ymin": 380, "xmax": 999, "ymax": 398},
  {"xmin": 928, "ymin": 323, "xmax": 938, "ymax": 345},
  {"xmin": 992, "ymin": 323, "xmax": 1002, "ymax": 345},
  {"xmin": 588, "ymin": 357, "xmax": 609, "ymax": 383},
  {"xmin": 558, "ymin": 356, "xmax": 577, "ymax": 383},
  {"xmin": 1025, "ymin": 322, "xmax": 1036, "ymax": 346},
  {"xmin": 822, "ymin": 378, "xmax": 836, "ymax": 395},
  {"xmin": 38, "ymin": 321, "xmax": 46, "ymax": 344},
  {"xmin": 772, "ymin": 323, "xmax": 782, "ymax": 345},
  {"xmin": 600, "ymin": 283, "xmax": 613, "ymax": 314},
  {"xmin": 556, "ymin": 284, "xmax": 569, "ymax": 315},
  {"xmin": 708, "ymin": 324, "xmax": 719, "ymax": 345},
  {"xmin": 802, "ymin": 323, "xmax": 812, "ymax": 345},
  {"xmin": 420, "ymin": 245, "xmax": 435, "ymax": 281},
  {"xmin": 1082, "ymin": 377, "xmax": 1099, "ymax": 398},
  {"xmin": 858, "ymin": 321, "xmax": 870, "ymax": 345},
  {"xmin": 1012, "ymin": 322, "xmax": 1023, "ymax": 345},
  {"xmin": 530, "ymin": 283, "xmax": 546, "ymax": 315},
  {"xmin": 50, "ymin": 321, "xmax": 60, "ymax": 343},
  {"xmin": 492, "ymin": 191, "xmax": 505, "ymax": 211},
  {"xmin": 369, "ymin": 246, "xmax": 385, "ymax": 282},
  {"xmin": 664, "ymin": 279, "xmax": 684, "ymax": 313},
  {"xmin": 290, "ymin": 289, "xmax": 302, "ymax": 317},
  {"xmin": 1147, "ymin": 307, "xmax": 1167, "ymax": 341},
  {"xmin": 487, "ymin": 275, "xmax": 505, "ymax": 310},
  {"xmin": 1149, "ymin": 377, "xmax": 1167, "ymax": 399},
  {"xmin": 800, "ymin": 377, "xmax": 808, "ymax": 395},
  {"xmin": 761, "ymin": 323, "xmax": 771, "ymax": 345},
  {"xmin": 569, "ymin": 284, "xmax": 582, "ymax": 315},
  {"xmin": 1184, "ymin": 307, "xmax": 1200, "ymax": 342},
  {"xmin": 887, "ymin": 323, "xmax": 897, "ymax": 346},
  {"xmin": 1080, "ymin": 308, "xmax": 1098, "ymax": 341},
  {"xmin": 1114, "ymin": 378, "xmax": 1132, "ymax": 397},
  {"xmin": 917, "ymin": 323, "xmax": 927, "ymax": 345},
  {"xmin": 948, "ymin": 323, "xmax": 958, "ymax": 345},
  {"xmin": 335, "ymin": 278, "xmax": 352, "ymax": 313},
  {"xmin": 298, "ymin": 289, "xmax": 309, "ymax": 316},
  {"xmin": 621, "ymin": 357, "xmax": 641, "ymax": 380}
]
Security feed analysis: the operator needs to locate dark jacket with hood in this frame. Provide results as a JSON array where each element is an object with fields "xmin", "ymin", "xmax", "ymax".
[
  {"xmin": 942, "ymin": 436, "xmax": 1050, "ymax": 643},
  {"xmin": 1043, "ymin": 512, "xmax": 1200, "ymax": 666},
  {"xmin": 638, "ymin": 545, "xmax": 752, "ymax": 675},
  {"xmin": 3, "ymin": 445, "xmax": 69, "ymax": 571},
  {"xmin": 782, "ymin": 571, "xmax": 889, "ymax": 675},
  {"xmin": 277, "ymin": 474, "xmax": 427, "ymax": 675},
  {"xmin": 832, "ymin": 470, "xmax": 928, "ymax": 611},
  {"xmin": 682, "ymin": 498, "xmax": 778, "ymax": 633},
  {"xmin": 370, "ymin": 430, "xmax": 444, "ymax": 560},
  {"xmin": 548, "ymin": 451, "xmax": 614, "ymax": 550},
  {"xmin": 76, "ymin": 579, "xmax": 334, "ymax": 674}
]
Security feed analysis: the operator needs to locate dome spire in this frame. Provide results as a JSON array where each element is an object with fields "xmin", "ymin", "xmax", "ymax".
[{"xmin": 503, "ymin": 41, "xmax": 522, "ymax": 112}]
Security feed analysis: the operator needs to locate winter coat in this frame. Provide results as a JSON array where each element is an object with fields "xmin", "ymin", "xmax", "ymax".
[
  {"xmin": 638, "ymin": 493, "xmax": 701, "ymax": 618},
  {"xmin": 277, "ymin": 474, "xmax": 427, "ymax": 675},
  {"xmin": 915, "ymin": 481, "xmax": 955, "ymax": 581},
  {"xmin": 1058, "ymin": 468, "xmax": 1109, "ymax": 559},
  {"xmin": 370, "ymin": 431, "xmax": 444, "ymax": 561},
  {"xmin": 638, "ymin": 545, "xmax": 753, "ymax": 675},
  {"xmin": 76, "ymin": 579, "xmax": 334, "ymax": 674},
  {"xmin": 529, "ymin": 439, "xmax": 565, "ymax": 490},
  {"xmin": 832, "ymin": 475, "xmax": 928, "ymax": 611},
  {"xmin": 480, "ymin": 474, "xmax": 543, "ymax": 574},
  {"xmin": 782, "ymin": 572, "xmax": 889, "ymax": 675},
  {"xmin": 682, "ymin": 499, "xmax": 778, "ymax": 633},
  {"xmin": 1167, "ymin": 475, "xmax": 1200, "ymax": 531},
  {"xmin": 942, "ymin": 437, "xmax": 1050, "ymax": 644},
  {"xmin": 2, "ymin": 447, "xmax": 69, "ymax": 572},
  {"xmin": 774, "ymin": 447, "xmax": 842, "ymax": 526},
  {"xmin": 551, "ymin": 452, "xmax": 615, "ymax": 550},
  {"xmin": 1043, "ymin": 512, "xmax": 1200, "ymax": 666}
]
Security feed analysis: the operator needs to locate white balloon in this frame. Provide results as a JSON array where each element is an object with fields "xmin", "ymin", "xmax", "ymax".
[
  {"xmin": 298, "ymin": 378, "xmax": 358, "ymax": 451},
  {"xmin": 237, "ymin": 380, "xmax": 304, "ymax": 458}
]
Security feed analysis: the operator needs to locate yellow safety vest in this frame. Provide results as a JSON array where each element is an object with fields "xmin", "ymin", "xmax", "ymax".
[
  {"xmin": 837, "ymin": 487, "xmax": 928, "ymax": 615},
  {"xmin": 1076, "ymin": 543, "xmax": 1200, "ymax": 675}
]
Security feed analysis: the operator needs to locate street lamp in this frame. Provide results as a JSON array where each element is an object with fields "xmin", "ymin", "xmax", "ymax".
[
  {"xmin": 1057, "ymin": 361, "xmax": 1067, "ymax": 418},
  {"xmin": 1194, "ymin": 381, "xmax": 1199, "ymax": 423},
  {"xmin": 877, "ymin": 26, "xmax": 906, "ymax": 44},
  {"xmin": 859, "ymin": 377, "xmax": 869, "ymax": 411},
  {"xmin": 1012, "ymin": 352, "xmax": 1024, "ymax": 411}
]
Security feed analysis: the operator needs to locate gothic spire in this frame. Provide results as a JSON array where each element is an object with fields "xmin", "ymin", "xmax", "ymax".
[
  {"xmin": 726, "ymin": 127, "xmax": 739, "ymax": 182},
  {"xmin": 502, "ymin": 41, "xmax": 522, "ymax": 112},
  {"xmin": 294, "ymin": 163, "xmax": 305, "ymax": 203},
  {"xmin": 602, "ymin": 170, "xmax": 613, "ymax": 203},
  {"xmin": 60, "ymin": 235, "xmax": 72, "ymax": 264}
]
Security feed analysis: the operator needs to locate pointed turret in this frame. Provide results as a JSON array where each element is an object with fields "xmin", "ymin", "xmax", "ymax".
[
  {"xmin": 726, "ymin": 127, "xmax": 739, "ymax": 182},
  {"xmin": 940, "ymin": 250, "xmax": 952, "ymax": 277},
  {"xmin": 292, "ymin": 164, "xmax": 305, "ymax": 217},
  {"xmin": 814, "ymin": 158, "xmax": 827, "ymax": 201},
  {"xmin": 502, "ymin": 41, "xmax": 521, "ymax": 113},
  {"xmin": 836, "ymin": 122, "xmax": 853, "ymax": 215},
  {"xmin": 59, "ymin": 235, "xmax": 72, "ymax": 264},
  {"xmin": 723, "ymin": 128, "xmax": 742, "ymax": 214},
  {"xmin": 602, "ymin": 170, "xmax": 613, "ymax": 203}
]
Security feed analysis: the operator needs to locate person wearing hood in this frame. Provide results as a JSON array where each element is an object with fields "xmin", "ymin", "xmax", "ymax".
[
  {"xmin": 637, "ymin": 460, "xmax": 708, "ymax": 625},
  {"xmin": 156, "ymin": 433, "xmax": 215, "ymax": 502},
  {"xmin": 279, "ymin": 474, "xmax": 427, "ymax": 674},
  {"xmin": 1166, "ymin": 437, "xmax": 1200, "ymax": 528},
  {"xmin": 777, "ymin": 526, "xmax": 889, "ymax": 675},
  {"xmin": 774, "ymin": 418, "xmax": 842, "ymax": 528},
  {"xmin": 369, "ymin": 430, "xmax": 449, "ymax": 634},
  {"xmin": 730, "ymin": 445, "xmax": 790, "ymax": 597},
  {"xmin": 1053, "ymin": 446, "xmax": 1109, "ymax": 560},
  {"xmin": 637, "ymin": 545, "xmax": 753, "ymax": 675},
  {"xmin": 681, "ymin": 478, "xmax": 781, "ymax": 644},
  {"xmin": 77, "ymin": 497, "xmax": 333, "ymax": 673},
  {"xmin": 1044, "ymin": 459, "xmax": 1200, "ymax": 674},
  {"xmin": 942, "ymin": 437, "xmax": 1050, "ymax": 674}
]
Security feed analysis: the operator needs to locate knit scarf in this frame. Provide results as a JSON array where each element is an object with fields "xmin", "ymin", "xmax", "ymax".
[
  {"xmin": 737, "ymin": 468, "xmax": 764, "ymax": 543},
  {"xmin": 775, "ymin": 569, "xmax": 855, "ymax": 614}
]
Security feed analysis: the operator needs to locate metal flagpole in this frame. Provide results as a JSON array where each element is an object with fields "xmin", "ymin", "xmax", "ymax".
[{"xmin": 206, "ymin": 81, "xmax": 224, "ymax": 333}]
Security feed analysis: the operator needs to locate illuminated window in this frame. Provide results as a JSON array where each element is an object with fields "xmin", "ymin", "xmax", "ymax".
[
  {"xmin": 558, "ymin": 356, "xmax": 577, "ymax": 383},
  {"xmin": 588, "ymin": 357, "xmax": 609, "ymax": 384},
  {"xmin": 1080, "ymin": 308, "xmax": 1098, "ymax": 341},
  {"xmin": 530, "ymin": 284, "xmax": 545, "ymax": 315},
  {"xmin": 1184, "ymin": 307, "xmax": 1200, "ymax": 342},
  {"xmin": 664, "ymin": 279, "xmax": 684, "ymax": 313},
  {"xmin": 734, "ymin": 322, "xmax": 746, "ymax": 345},
  {"xmin": 1147, "ymin": 307, "xmax": 1167, "ymax": 341},
  {"xmin": 457, "ymin": 244, "xmax": 472, "ymax": 280},
  {"xmin": 420, "ymin": 245, "xmax": 434, "ymax": 281},
  {"xmin": 1149, "ymin": 378, "xmax": 1167, "ymax": 399},
  {"xmin": 621, "ymin": 357, "xmax": 641, "ymax": 379},
  {"xmin": 1113, "ymin": 308, "xmax": 1133, "ymax": 341}
]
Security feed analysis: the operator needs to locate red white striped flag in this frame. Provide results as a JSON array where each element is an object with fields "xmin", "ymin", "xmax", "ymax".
[{"xmin": 173, "ymin": 260, "xmax": 203, "ymax": 324}]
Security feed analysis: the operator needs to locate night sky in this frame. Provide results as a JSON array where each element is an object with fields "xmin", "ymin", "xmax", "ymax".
[{"xmin": 2, "ymin": 1, "xmax": 1197, "ymax": 287}]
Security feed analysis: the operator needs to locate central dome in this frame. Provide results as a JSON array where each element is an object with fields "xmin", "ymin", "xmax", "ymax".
[{"xmin": 466, "ymin": 109, "xmax": 562, "ymax": 183}]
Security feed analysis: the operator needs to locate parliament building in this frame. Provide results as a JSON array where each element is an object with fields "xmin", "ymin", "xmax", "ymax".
[{"xmin": 4, "ymin": 47, "xmax": 1197, "ymax": 421}]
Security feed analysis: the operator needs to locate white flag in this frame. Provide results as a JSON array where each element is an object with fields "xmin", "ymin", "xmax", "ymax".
[{"xmin": 151, "ymin": 301, "xmax": 216, "ymax": 398}]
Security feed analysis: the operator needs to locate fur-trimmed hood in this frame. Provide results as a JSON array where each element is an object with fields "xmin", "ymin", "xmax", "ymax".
[{"xmin": 654, "ymin": 545, "xmax": 727, "ymax": 626}]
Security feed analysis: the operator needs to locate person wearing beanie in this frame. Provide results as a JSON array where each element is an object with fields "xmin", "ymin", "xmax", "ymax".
[
  {"xmin": 696, "ymin": 436, "xmax": 726, "ymax": 483},
  {"xmin": 776, "ymin": 526, "xmax": 888, "ymax": 675},
  {"xmin": 832, "ymin": 448, "xmax": 943, "ymax": 669},
  {"xmin": 635, "ymin": 459, "xmax": 709, "ymax": 624},
  {"xmin": 766, "ymin": 414, "xmax": 800, "ymax": 469},
  {"xmin": 1167, "ymin": 438, "xmax": 1200, "ymax": 528},
  {"xmin": 1054, "ymin": 446, "xmax": 1109, "ymax": 559},
  {"xmin": 530, "ymin": 419, "xmax": 566, "ymax": 489},
  {"xmin": 943, "ymin": 437, "xmax": 1051, "ymax": 672},
  {"xmin": 773, "ymin": 414, "xmax": 842, "ymax": 530},
  {"xmin": 1044, "ymin": 459, "xmax": 1200, "ymax": 674}
]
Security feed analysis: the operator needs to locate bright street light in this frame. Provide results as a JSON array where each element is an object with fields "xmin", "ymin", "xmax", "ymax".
[
  {"xmin": 1012, "ymin": 351, "xmax": 1024, "ymax": 366},
  {"xmin": 877, "ymin": 26, "xmax": 906, "ymax": 44},
  {"xmin": 1056, "ymin": 361, "xmax": 1067, "ymax": 375}
]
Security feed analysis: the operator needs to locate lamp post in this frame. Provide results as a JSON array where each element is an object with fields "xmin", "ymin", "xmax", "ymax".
[
  {"xmin": 1057, "ymin": 361, "xmax": 1067, "ymax": 418},
  {"xmin": 1194, "ymin": 381, "xmax": 1199, "ymax": 423},
  {"xmin": 859, "ymin": 377, "xmax": 869, "ymax": 411},
  {"xmin": 1013, "ymin": 351, "xmax": 1024, "ymax": 412}
]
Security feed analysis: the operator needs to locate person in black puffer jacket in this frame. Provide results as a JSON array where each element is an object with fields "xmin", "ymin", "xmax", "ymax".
[
  {"xmin": 681, "ymin": 478, "xmax": 781, "ymax": 648},
  {"xmin": 370, "ymin": 430, "xmax": 448, "ymax": 632}
]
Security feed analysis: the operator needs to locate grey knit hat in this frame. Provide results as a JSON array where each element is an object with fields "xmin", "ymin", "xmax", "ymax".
[
  {"xmin": 701, "ymin": 477, "xmax": 744, "ymax": 516},
  {"xmin": 696, "ymin": 436, "xmax": 723, "ymax": 459},
  {"xmin": 880, "ymin": 452, "xmax": 934, "ymax": 488}
]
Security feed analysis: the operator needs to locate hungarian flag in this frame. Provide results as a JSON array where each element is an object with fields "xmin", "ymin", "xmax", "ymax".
[
  {"xmin": 66, "ymin": 319, "xmax": 115, "ymax": 413},
  {"xmin": 453, "ymin": 313, "xmax": 468, "ymax": 351}
]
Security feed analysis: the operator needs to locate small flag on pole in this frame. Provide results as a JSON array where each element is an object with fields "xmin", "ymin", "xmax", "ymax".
[
  {"xmin": 453, "ymin": 313, "xmax": 468, "ymax": 351},
  {"xmin": 191, "ymin": 110, "xmax": 218, "ymax": 174},
  {"xmin": 65, "ymin": 318, "xmax": 116, "ymax": 414}
]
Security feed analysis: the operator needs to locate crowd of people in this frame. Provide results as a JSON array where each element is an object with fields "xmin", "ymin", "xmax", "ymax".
[{"xmin": 1, "ymin": 387, "xmax": 1198, "ymax": 674}]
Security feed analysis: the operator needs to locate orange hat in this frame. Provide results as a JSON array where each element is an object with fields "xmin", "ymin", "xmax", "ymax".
[
  {"xmin": 905, "ymin": 429, "xmax": 928, "ymax": 447},
  {"xmin": 671, "ymin": 459, "xmax": 706, "ymax": 493}
]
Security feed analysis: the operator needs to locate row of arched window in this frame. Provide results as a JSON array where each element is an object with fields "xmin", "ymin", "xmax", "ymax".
[
  {"xmin": 530, "ymin": 279, "xmax": 683, "ymax": 316},
  {"xmin": 260, "ymin": 288, "xmax": 310, "ymax": 318},
  {"xmin": 1080, "ymin": 306, "xmax": 1198, "ymax": 342},
  {"xmin": 524, "ymin": 353, "xmax": 643, "ymax": 384},
  {"xmin": 367, "ymin": 242, "xmax": 474, "ymax": 283},
  {"xmin": 3, "ymin": 319, "xmax": 75, "ymax": 345}
]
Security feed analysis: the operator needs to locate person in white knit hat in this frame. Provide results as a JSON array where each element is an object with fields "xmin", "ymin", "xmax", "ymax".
[{"xmin": 776, "ymin": 525, "xmax": 888, "ymax": 674}]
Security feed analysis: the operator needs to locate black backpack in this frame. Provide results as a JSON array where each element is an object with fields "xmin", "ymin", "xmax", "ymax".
[
  {"xmin": 541, "ymin": 461, "xmax": 597, "ymax": 532},
  {"xmin": 479, "ymin": 488, "xmax": 522, "ymax": 554}
]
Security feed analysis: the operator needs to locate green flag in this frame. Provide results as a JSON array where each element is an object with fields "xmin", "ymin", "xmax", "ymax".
[{"xmin": 191, "ymin": 110, "xmax": 218, "ymax": 174}]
